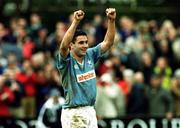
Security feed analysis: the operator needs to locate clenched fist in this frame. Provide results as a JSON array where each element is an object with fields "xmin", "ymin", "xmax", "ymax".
[
  {"xmin": 74, "ymin": 10, "xmax": 85, "ymax": 21},
  {"xmin": 106, "ymin": 8, "xmax": 116, "ymax": 20}
]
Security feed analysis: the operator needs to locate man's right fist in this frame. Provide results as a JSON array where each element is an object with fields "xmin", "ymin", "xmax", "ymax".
[{"xmin": 74, "ymin": 10, "xmax": 85, "ymax": 21}]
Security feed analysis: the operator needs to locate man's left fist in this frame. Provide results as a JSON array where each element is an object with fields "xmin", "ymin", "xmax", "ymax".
[{"xmin": 106, "ymin": 8, "xmax": 116, "ymax": 20}]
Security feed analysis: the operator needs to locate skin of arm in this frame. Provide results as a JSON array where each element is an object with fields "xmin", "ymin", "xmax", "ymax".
[
  {"xmin": 101, "ymin": 8, "xmax": 116, "ymax": 54},
  {"xmin": 171, "ymin": 79, "xmax": 180, "ymax": 96},
  {"xmin": 59, "ymin": 10, "xmax": 85, "ymax": 58}
]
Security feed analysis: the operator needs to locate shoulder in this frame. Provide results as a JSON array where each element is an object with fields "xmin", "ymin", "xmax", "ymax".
[
  {"xmin": 87, "ymin": 43, "xmax": 101, "ymax": 52},
  {"xmin": 44, "ymin": 98, "xmax": 54, "ymax": 108},
  {"xmin": 56, "ymin": 52, "xmax": 71, "ymax": 61},
  {"xmin": 56, "ymin": 52, "xmax": 72, "ymax": 70},
  {"xmin": 86, "ymin": 43, "xmax": 102, "ymax": 58},
  {"xmin": 59, "ymin": 97, "xmax": 65, "ymax": 105}
]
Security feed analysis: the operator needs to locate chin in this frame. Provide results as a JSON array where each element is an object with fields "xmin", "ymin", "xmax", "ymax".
[
  {"xmin": 80, "ymin": 53, "xmax": 86, "ymax": 57},
  {"xmin": 81, "ymin": 51, "xmax": 86, "ymax": 55}
]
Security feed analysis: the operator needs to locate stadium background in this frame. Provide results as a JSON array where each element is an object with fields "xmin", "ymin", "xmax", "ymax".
[{"xmin": 0, "ymin": 0, "xmax": 180, "ymax": 128}]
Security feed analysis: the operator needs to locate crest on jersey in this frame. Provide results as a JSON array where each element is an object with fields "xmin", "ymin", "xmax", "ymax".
[
  {"xmin": 74, "ymin": 64, "xmax": 79, "ymax": 69},
  {"xmin": 87, "ymin": 60, "xmax": 93, "ymax": 68}
]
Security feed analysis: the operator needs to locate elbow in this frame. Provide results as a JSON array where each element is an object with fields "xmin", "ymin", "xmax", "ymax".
[
  {"xmin": 105, "ymin": 39, "xmax": 114, "ymax": 47},
  {"xmin": 105, "ymin": 36, "xmax": 115, "ymax": 44},
  {"xmin": 60, "ymin": 42, "xmax": 68, "ymax": 50},
  {"xmin": 60, "ymin": 46, "xmax": 67, "ymax": 53}
]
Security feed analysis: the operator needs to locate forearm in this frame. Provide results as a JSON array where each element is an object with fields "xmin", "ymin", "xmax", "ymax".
[
  {"xmin": 104, "ymin": 19, "xmax": 115, "ymax": 47},
  {"xmin": 101, "ymin": 8, "xmax": 116, "ymax": 53},
  {"xmin": 59, "ymin": 10, "xmax": 84, "ymax": 57},
  {"xmin": 60, "ymin": 20, "xmax": 79, "ymax": 50}
]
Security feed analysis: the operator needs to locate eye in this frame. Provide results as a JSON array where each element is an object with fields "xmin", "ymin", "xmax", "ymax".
[
  {"xmin": 84, "ymin": 41, "xmax": 88, "ymax": 44},
  {"xmin": 79, "ymin": 41, "xmax": 84, "ymax": 44},
  {"xmin": 79, "ymin": 41, "xmax": 88, "ymax": 44}
]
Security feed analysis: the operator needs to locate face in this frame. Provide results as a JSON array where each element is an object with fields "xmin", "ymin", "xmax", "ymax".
[
  {"xmin": 157, "ymin": 57, "xmax": 167, "ymax": 70},
  {"xmin": 71, "ymin": 35, "xmax": 88, "ymax": 57},
  {"xmin": 31, "ymin": 14, "xmax": 41, "ymax": 24},
  {"xmin": 142, "ymin": 52, "xmax": 152, "ymax": 66},
  {"xmin": 151, "ymin": 77, "xmax": 161, "ymax": 88}
]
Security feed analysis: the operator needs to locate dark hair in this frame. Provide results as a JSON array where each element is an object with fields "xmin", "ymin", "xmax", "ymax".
[{"xmin": 72, "ymin": 29, "xmax": 87, "ymax": 43}]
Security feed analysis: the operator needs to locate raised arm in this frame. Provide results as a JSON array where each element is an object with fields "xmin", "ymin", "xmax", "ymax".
[
  {"xmin": 59, "ymin": 10, "xmax": 85, "ymax": 58},
  {"xmin": 101, "ymin": 8, "xmax": 116, "ymax": 54}
]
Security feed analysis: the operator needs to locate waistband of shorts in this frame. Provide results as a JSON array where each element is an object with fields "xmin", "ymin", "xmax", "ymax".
[{"xmin": 63, "ymin": 105, "xmax": 94, "ymax": 110}]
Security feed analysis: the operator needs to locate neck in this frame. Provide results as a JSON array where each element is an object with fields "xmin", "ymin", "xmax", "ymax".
[{"xmin": 71, "ymin": 52, "xmax": 84, "ymax": 63}]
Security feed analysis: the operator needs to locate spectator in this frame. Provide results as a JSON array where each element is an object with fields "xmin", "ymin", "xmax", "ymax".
[
  {"xmin": 153, "ymin": 57, "xmax": 172, "ymax": 90},
  {"xmin": 36, "ymin": 63, "xmax": 64, "ymax": 112},
  {"xmin": 0, "ymin": 22, "xmax": 7, "ymax": 43},
  {"xmin": 172, "ymin": 39, "xmax": 180, "ymax": 69},
  {"xmin": 146, "ymin": 74, "xmax": 174, "ymax": 119},
  {"xmin": 16, "ymin": 59, "xmax": 37, "ymax": 118},
  {"xmin": 0, "ymin": 75, "xmax": 15, "ymax": 117},
  {"xmin": 0, "ymin": 49, "xmax": 7, "ymax": 74},
  {"xmin": 153, "ymin": 20, "xmax": 175, "ymax": 67},
  {"xmin": 118, "ymin": 16, "xmax": 137, "ymax": 43},
  {"xmin": 33, "ymin": 27, "xmax": 49, "ymax": 54},
  {"xmin": 94, "ymin": 17, "xmax": 107, "ymax": 45},
  {"xmin": 4, "ymin": 53, "xmax": 20, "ymax": 74},
  {"xmin": 82, "ymin": 22, "xmax": 96, "ymax": 47},
  {"xmin": 36, "ymin": 88, "xmax": 65, "ymax": 128},
  {"xmin": 140, "ymin": 51, "xmax": 154, "ymax": 85},
  {"xmin": 15, "ymin": 26, "xmax": 35, "ymax": 60},
  {"xmin": 96, "ymin": 73, "xmax": 125, "ymax": 119},
  {"xmin": 4, "ymin": 69, "xmax": 24, "ymax": 118},
  {"xmin": 117, "ymin": 69, "xmax": 134, "ymax": 100},
  {"xmin": 171, "ymin": 69, "xmax": 180, "ymax": 116},
  {"xmin": 127, "ymin": 72, "xmax": 148, "ymax": 116},
  {"xmin": 47, "ymin": 21, "xmax": 67, "ymax": 55},
  {"xmin": 29, "ymin": 13, "xmax": 43, "ymax": 40}
]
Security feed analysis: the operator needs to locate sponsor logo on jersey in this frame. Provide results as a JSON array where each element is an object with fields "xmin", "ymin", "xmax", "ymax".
[{"xmin": 77, "ymin": 70, "xmax": 96, "ymax": 83}]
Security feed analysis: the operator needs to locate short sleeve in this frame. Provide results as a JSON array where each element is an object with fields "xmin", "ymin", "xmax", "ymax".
[
  {"xmin": 87, "ymin": 43, "xmax": 102, "ymax": 63},
  {"xmin": 56, "ymin": 53, "xmax": 70, "ymax": 70}
]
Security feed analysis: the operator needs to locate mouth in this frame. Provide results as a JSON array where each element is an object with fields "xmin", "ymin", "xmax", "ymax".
[{"xmin": 81, "ymin": 49, "xmax": 87, "ymax": 52}]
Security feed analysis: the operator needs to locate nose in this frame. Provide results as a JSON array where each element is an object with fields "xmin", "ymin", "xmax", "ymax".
[{"xmin": 83, "ymin": 42, "xmax": 88, "ymax": 48}]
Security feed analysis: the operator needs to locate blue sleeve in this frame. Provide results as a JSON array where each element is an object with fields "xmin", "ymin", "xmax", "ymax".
[
  {"xmin": 56, "ymin": 53, "xmax": 70, "ymax": 70},
  {"xmin": 87, "ymin": 43, "xmax": 102, "ymax": 63}
]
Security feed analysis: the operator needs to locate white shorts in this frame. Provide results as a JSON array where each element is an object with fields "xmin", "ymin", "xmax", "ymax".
[{"xmin": 61, "ymin": 106, "xmax": 98, "ymax": 128}]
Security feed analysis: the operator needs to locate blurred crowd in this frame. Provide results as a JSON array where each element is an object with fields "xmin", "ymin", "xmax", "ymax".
[{"xmin": 0, "ymin": 12, "xmax": 180, "ymax": 120}]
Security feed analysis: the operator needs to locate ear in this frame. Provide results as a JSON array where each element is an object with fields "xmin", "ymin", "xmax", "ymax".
[{"xmin": 70, "ymin": 42, "xmax": 74, "ymax": 50}]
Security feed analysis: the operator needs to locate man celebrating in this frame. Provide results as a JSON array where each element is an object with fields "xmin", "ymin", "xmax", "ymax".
[{"xmin": 56, "ymin": 8, "xmax": 116, "ymax": 128}]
